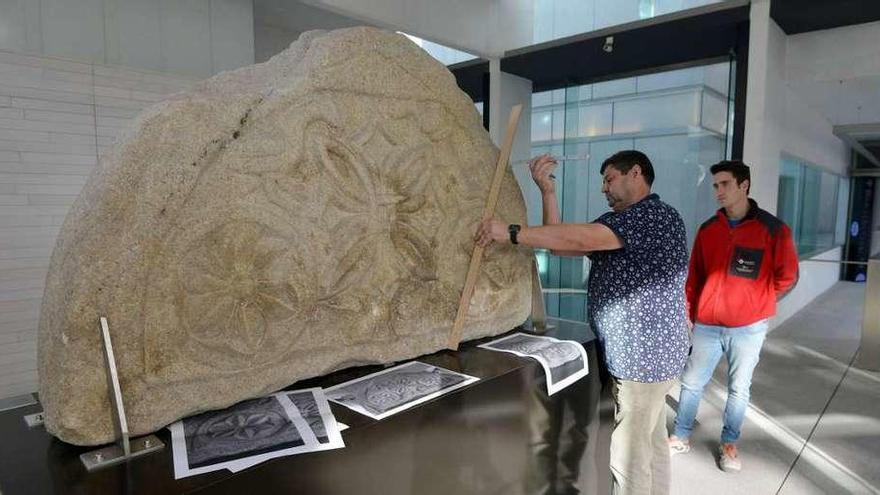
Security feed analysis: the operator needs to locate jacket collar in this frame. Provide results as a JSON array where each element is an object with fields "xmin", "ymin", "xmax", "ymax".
[{"xmin": 715, "ymin": 198, "xmax": 759, "ymax": 224}]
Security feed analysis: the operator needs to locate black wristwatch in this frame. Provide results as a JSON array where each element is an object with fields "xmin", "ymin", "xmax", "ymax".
[{"xmin": 508, "ymin": 224, "xmax": 521, "ymax": 244}]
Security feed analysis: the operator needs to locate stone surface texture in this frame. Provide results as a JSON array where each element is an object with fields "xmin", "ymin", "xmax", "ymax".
[{"xmin": 37, "ymin": 27, "xmax": 532, "ymax": 446}]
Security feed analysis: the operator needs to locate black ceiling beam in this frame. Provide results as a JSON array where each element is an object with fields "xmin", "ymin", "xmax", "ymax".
[
  {"xmin": 449, "ymin": 58, "xmax": 489, "ymax": 103},
  {"xmin": 500, "ymin": 2, "xmax": 749, "ymax": 94},
  {"xmin": 771, "ymin": 0, "xmax": 880, "ymax": 35}
]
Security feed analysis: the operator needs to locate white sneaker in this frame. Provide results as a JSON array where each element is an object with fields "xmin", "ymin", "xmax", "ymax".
[
  {"xmin": 668, "ymin": 436, "xmax": 691, "ymax": 455},
  {"xmin": 719, "ymin": 443, "xmax": 741, "ymax": 472}
]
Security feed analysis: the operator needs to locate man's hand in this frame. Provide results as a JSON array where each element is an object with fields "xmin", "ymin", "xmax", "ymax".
[
  {"xmin": 529, "ymin": 154, "xmax": 557, "ymax": 194},
  {"xmin": 474, "ymin": 218, "xmax": 509, "ymax": 247}
]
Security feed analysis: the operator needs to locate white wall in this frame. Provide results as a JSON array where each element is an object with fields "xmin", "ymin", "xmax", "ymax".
[
  {"xmin": 254, "ymin": 0, "xmax": 363, "ymax": 63},
  {"xmin": 781, "ymin": 90, "xmax": 849, "ymax": 176},
  {"xmin": 254, "ymin": 2, "xmax": 476, "ymax": 66},
  {"xmin": 786, "ymin": 20, "xmax": 880, "ymax": 127},
  {"xmin": 0, "ymin": 0, "xmax": 256, "ymax": 400},
  {"xmin": 786, "ymin": 20, "xmax": 880, "ymax": 83},
  {"xmin": 0, "ymin": 0, "xmax": 254, "ymax": 78},
  {"xmin": 0, "ymin": 51, "xmax": 198, "ymax": 400},
  {"xmin": 302, "ymin": 0, "xmax": 533, "ymax": 57},
  {"xmin": 743, "ymin": 0, "xmax": 852, "ymax": 328}
]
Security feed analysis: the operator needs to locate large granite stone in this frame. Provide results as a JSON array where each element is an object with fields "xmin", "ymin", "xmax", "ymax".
[{"xmin": 37, "ymin": 27, "xmax": 532, "ymax": 446}]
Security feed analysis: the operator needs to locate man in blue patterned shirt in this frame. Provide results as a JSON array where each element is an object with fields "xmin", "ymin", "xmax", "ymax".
[{"xmin": 476, "ymin": 150, "xmax": 690, "ymax": 495}]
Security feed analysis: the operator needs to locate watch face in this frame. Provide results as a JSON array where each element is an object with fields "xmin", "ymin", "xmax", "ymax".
[{"xmin": 508, "ymin": 224, "xmax": 520, "ymax": 244}]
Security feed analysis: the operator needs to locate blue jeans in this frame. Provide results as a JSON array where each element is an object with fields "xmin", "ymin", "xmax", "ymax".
[{"xmin": 673, "ymin": 320, "xmax": 768, "ymax": 444}]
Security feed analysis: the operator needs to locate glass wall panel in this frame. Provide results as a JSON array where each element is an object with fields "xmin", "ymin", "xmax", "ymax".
[
  {"xmin": 778, "ymin": 157, "xmax": 803, "ymax": 242},
  {"xmin": 594, "ymin": 78, "xmax": 637, "ymax": 99},
  {"xmin": 531, "ymin": 111, "xmax": 553, "ymax": 142},
  {"xmin": 526, "ymin": 61, "xmax": 732, "ymax": 321},
  {"xmin": 569, "ymin": 104, "xmax": 614, "ymax": 138},
  {"xmin": 819, "ymin": 172, "xmax": 839, "ymax": 249},
  {"xmin": 636, "ymin": 66, "xmax": 704, "ymax": 93},
  {"xmin": 701, "ymin": 92, "xmax": 728, "ymax": 135},
  {"xmin": 635, "ymin": 134, "xmax": 722, "ymax": 247},
  {"xmin": 799, "ymin": 169, "xmax": 838, "ymax": 254},
  {"xmin": 799, "ymin": 166, "xmax": 823, "ymax": 254},
  {"xmin": 552, "ymin": 108, "xmax": 566, "ymax": 140},
  {"xmin": 703, "ymin": 63, "xmax": 732, "ymax": 96},
  {"xmin": 777, "ymin": 155, "xmax": 846, "ymax": 256},
  {"xmin": 613, "ymin": 92, "xmax": 701, "ymax": 134}
]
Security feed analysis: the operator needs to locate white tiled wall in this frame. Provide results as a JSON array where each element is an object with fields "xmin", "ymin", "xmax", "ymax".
[
  {"xmin": 0, "ymin": 0, "xmax": 254, "ymax": 79},
  {"xmin": 0, "ymin": 50, "xmax": 198, "ymax": 399}
]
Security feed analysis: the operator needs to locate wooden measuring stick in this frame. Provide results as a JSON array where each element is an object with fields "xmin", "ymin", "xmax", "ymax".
[{"xmin": 446, "ymin": 104, "xmax": 523, "ymax": 350}]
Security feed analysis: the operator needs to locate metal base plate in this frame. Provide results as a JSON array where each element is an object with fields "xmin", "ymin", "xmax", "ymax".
[
  {"xmin": 521, "ymin": 319, "xmax": 556, "ymax": 334},
  {"xmin": 23, "ymin": 411, "xmax": 45, "ymax": 428},
  {"xmin": 80, "ymin": 435, "xmax": 165, "ymax": 471}
]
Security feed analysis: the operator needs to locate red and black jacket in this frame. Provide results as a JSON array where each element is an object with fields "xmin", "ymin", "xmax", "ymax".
[{"xmin": 687, "ymin": 199, "xmax": 799, "ymax": 327}]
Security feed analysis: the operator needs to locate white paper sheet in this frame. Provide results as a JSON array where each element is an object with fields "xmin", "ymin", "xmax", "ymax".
[{"xmin": 478, "ymin": 332, "xmax": 589, "ymax": 395}]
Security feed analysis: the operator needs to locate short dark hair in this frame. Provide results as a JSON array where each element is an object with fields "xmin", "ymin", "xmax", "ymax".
[
  {"xmin": 710, "ymin": 160, "xmax": 751, "ymax": 193},
  {"xmin": 600, "ymin": 150, "xmax": 655, "ymax": 186}
]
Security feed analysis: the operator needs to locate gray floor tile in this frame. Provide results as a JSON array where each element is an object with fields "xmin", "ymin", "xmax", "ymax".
[{"xmin": 783, "ymin": 368, "xmax": 880, "ymax": 493}]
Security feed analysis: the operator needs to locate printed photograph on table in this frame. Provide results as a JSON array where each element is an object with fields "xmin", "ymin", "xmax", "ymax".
[
  {"xmin": 285, "ymin": 389, "xmax": 334, "ymax": 443},
  {"xmin": 325, "ymin": 361, "xmax": 479, "ymax": 420},
  {"xmin": 170, "ymin": 388, "xmax": 344, "ymax": 479},
  {"xmin": 479, "ymin": 333, "xmax": 588, "ymax": 395},
  {"xmin": 227, "ymin": 388, "xmax": 345, "ymax": 473},
  {"xmin": 170, "ymin": 396, "xmax": 310, "ymax": 478}
]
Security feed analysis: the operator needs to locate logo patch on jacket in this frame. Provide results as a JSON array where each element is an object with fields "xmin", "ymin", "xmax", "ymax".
[{"xmin": 729, "ymin": 246, "xmax": 764, "ymax": 279}]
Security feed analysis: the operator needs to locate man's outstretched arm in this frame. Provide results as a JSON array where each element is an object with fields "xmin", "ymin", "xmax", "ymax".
[{"xmin": 475, "ymin": 218, "xmax": 622, "ymax": 254}]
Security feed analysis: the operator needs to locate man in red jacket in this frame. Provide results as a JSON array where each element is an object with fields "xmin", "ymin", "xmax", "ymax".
[{"xmin": 668, "ymin": 160, "xmax": 799, "ymax": 472}]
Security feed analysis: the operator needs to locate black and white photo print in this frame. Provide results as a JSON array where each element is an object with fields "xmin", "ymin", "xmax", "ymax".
[
  {"xmin": 170, "ymin": 396, "xmax": 308, "ymax": 478},
  {"xmin": 325, "ymin": 361, "xmax": 479, "ymax": 420},
  {"xmin": 479, "ymin": 333, "xmax": 589, "ymax": 395}
]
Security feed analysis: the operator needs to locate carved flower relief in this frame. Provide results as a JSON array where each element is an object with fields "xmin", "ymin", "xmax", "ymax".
[
  {"xmin": 338, "ymin": 121, "xmax": 436, "ymax": 263},
  {"xmin": 304, "ymin": 122, "xmax": 441, "ymax": 340},
  {"xmin": 179, "ymin": 221, "xmax": 301, "ymax": 356}
]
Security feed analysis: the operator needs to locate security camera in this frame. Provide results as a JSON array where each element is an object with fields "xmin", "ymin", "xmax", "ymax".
[{"xmin": 602, "ymin": 36, "xmax": 614, "ymax": 53}]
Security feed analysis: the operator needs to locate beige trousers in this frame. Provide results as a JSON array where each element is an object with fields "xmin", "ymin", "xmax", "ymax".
[{"xmin": 609, "ymin": 377, "xmax": 675, "ymax": 495}]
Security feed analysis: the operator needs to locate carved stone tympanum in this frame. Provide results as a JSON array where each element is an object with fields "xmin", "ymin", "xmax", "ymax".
[{"xmin": 38, "ymin": 27, "xmax": 532, "ymax": 446}]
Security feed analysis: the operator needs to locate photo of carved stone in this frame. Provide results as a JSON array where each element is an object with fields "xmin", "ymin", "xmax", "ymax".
[
  {"xmin": 285, "ymin": 390, "xmax": 330, "ymax": 444},
  {"xmin": 325, "ymin": 361, "xmax": 479, "ymax": 420},
  {"xmin": 170, "ymin": 388, "xmax": 345, "ymax": 478},
  {"xmin": 37, "ymin": 26, "xmax": 532, "ymax": 446},
  {"xmin": 479, "ymin": 333, "xmax": 589, "ymax": 395},
  {"xmin": 186, "ymin": 397, "xmax": 303, "ymax": 468},
  {"xmin": 170, "ymin": 396, "xmax": 306, "ymax": 478},
  {"xmin": 226, "ymin": 387, "xmax": 345, "ymax": 474}
]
